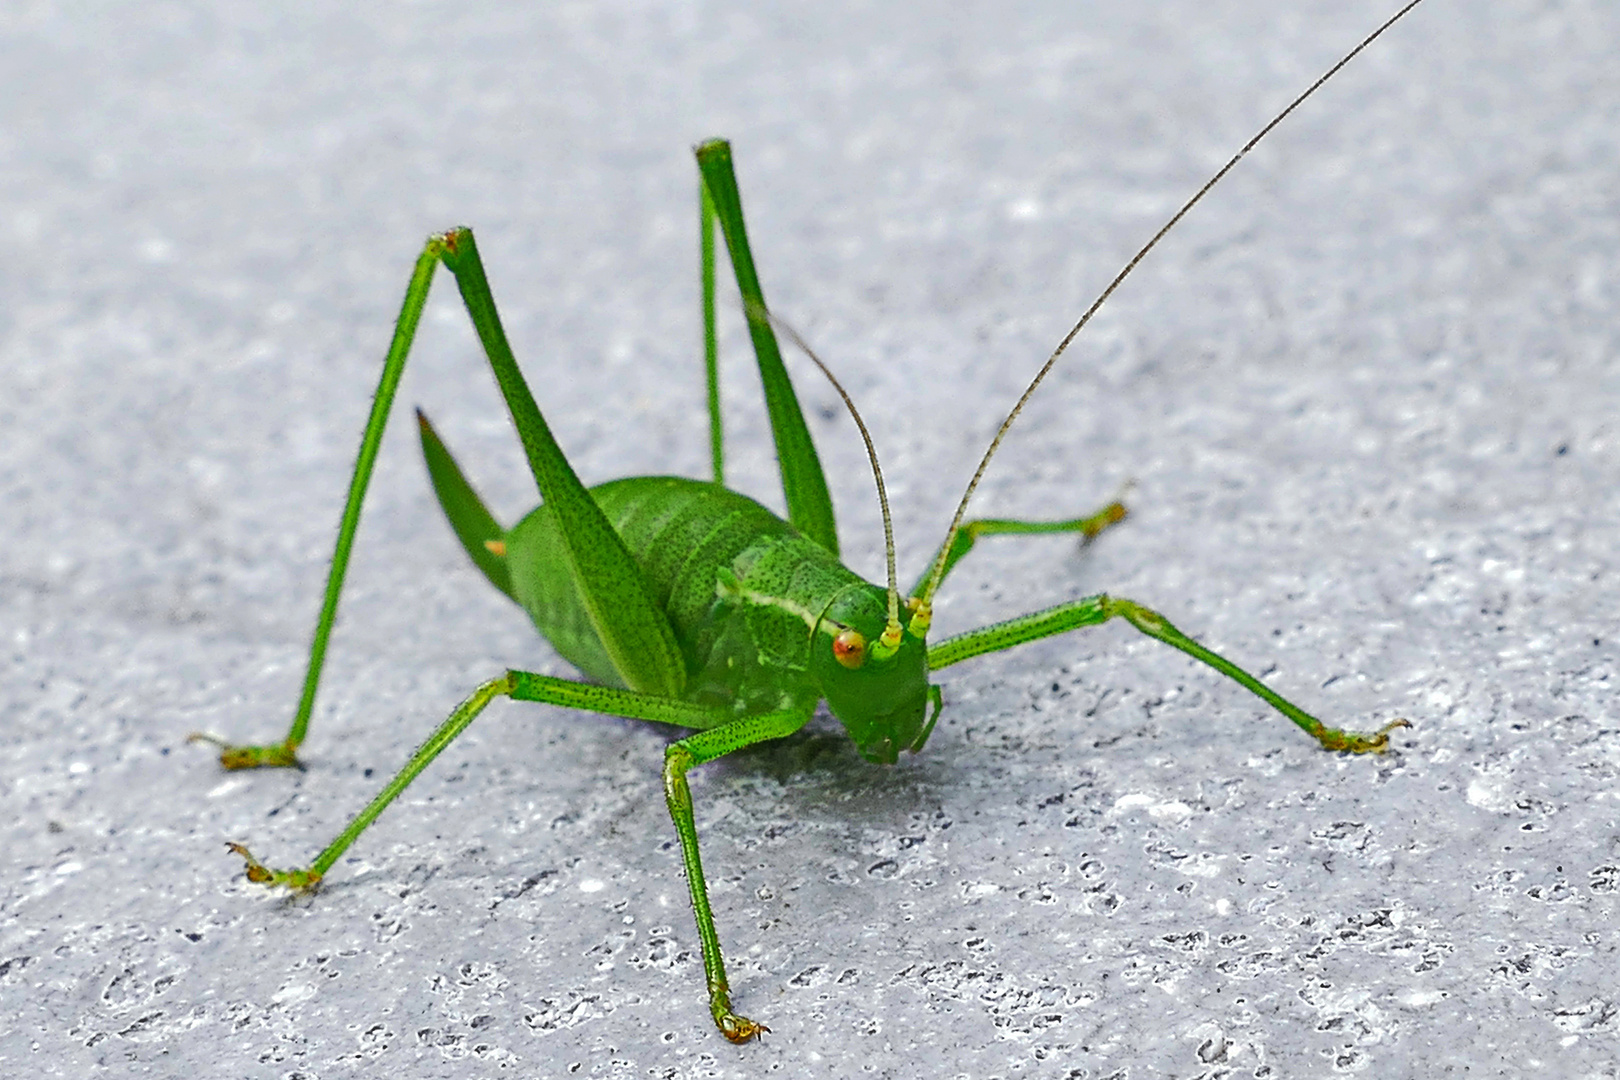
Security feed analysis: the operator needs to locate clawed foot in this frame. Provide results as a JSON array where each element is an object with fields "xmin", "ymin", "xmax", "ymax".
[
  {"xmin": 225, "ymin": 842, "xmax": 322, "ymax": 891},
  {"xmin": 187, "ymin": 732, "xmax": 304, "ymax": 770},
  {"xmin": 716, "ymin": 1011, "xmax": 769, "ymax": 1044},
  {"xmin": 1319, "ymin": 717, "xmax": 1413, "ymax": 754},
  {"xmin": 1079, "ymin": 480, "xmax": 1135, "ymax": 545}
]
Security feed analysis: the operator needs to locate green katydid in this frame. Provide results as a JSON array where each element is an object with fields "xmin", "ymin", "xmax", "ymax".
[{"xmin": 192, "ymin": 0, "xmax": 1424, "ymax": 1043}]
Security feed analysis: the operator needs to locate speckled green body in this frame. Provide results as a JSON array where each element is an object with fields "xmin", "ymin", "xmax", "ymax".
[
  {"xmin": 203, "ymin": 62, "xmax": 1427, "ymax": 1041},
  {"xmin": 505, "ymin": 476, "xmax": 900, "ymax": 724}
]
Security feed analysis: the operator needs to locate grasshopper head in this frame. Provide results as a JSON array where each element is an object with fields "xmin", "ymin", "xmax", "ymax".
[
  {"xmin": 765, "ymin": 308, "xmax": 940, "ymax": 762},
  {"xmin": 813, "ymin": 585, "xmax": 939, "ymax": 765}
]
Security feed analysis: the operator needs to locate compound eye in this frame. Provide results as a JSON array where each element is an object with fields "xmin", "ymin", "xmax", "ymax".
[{"xmin": 832, "ymin": 628, "xmax": 867, "ymax": 670}]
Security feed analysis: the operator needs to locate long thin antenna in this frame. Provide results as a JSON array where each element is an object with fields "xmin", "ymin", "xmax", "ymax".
[
  {"xmin": 753, "ymin": 301, "xmax": 906, "ymax": 656},
  {"xmin": 915, "ymin": 0, "xmax": 1429, "ymax": 611}
]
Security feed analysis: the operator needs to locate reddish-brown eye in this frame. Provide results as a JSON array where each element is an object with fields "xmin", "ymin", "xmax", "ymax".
[{"xmin": 832, "ymin": 628, "xmax": 867, "ymax": 670}]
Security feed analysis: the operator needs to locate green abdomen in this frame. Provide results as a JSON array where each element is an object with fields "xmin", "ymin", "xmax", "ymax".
[{"xmin": 504, "ymin": 476, "xmax": 860, "ymax": 710}]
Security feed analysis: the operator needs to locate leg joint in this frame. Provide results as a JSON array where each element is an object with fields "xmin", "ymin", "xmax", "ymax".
[
  {"xmin": 1101, "ymin": 594, "xmax": 1169, "ymax": 635},
  {"xmin": 664, "ymin": 742, "xmax": 695, "ymax": 773}
]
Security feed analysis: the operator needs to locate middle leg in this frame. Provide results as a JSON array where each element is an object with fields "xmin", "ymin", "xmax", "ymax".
[{"xmin": 908, "ymin": 495, "xmax": 1131, "ymax": 598}]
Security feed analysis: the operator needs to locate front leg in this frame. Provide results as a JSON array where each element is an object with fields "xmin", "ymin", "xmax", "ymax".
[
  {"xmin": 928, "ymin": 594, "xmax": 1409, "ymax": 753},
  {"xmin": 663, "ymin": 708, "xmax": 813, "ymax": 1042},
  {"xmin": 220, "ymin": 670, "xmax": 804, "ymax": 1041}
]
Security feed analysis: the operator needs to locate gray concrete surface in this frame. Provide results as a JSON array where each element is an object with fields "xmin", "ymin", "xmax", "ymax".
[{"xmin": 4, "ymin": 0, "xmax": 1618, "ymax": 1076}]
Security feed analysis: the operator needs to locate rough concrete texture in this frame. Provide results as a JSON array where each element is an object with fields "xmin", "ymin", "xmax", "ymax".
[{"xmin": 3, "ymin": 0, "xmax": 1618, "ymax": 1076}]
